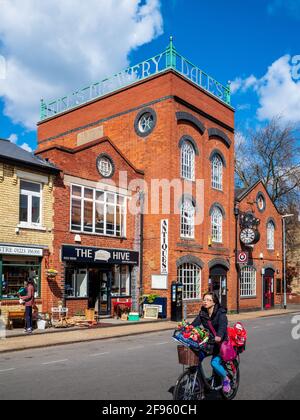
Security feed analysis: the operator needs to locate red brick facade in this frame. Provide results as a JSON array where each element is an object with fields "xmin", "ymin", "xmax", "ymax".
[
  {"xmin": 36, "ymin": 69, "xmax": 284, "ymax": 317},
  {"xmin": 236, "ymin": 182, "xmax": 283, "ymax": 311}
]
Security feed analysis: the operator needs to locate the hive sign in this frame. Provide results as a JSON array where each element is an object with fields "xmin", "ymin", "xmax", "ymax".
[{"xmin": 94, "ymin": 250, "xmax": 111, "ymax": 262}]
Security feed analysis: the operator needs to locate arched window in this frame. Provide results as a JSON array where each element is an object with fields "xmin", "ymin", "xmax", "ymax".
[
  {"xmin": 211, "ymin": 206, "xmax": 223, "ymax": 243},
  {"xmin": 181, "ymin": 141, "xmax": 195, "ymax": 181},
  {"xmin": 177, "ymin": 263, "xmax": 201, "ymax": 300},
  {"xmin": 267, "ymin": 221, "xmax": 275, "ymax": 250},
  {"xmin": 211, "ymin": 154, "xmax": 223, "ymax": 190},
  {"xmin": 181, "ymin": 199, "xmax": 195, "ymax": 239},
  {"xmin": 240, "ymin": 266, "xmax": 256, "ymax": 297}
]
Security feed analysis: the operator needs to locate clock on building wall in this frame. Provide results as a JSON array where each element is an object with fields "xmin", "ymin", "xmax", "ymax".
[
  {"xmin": 240, "ymin": 228, "xmax": 260, "ymax": 245},
  {"xmin": 239, "ymin": 211, "xmax": 261, "ymax": 246}
]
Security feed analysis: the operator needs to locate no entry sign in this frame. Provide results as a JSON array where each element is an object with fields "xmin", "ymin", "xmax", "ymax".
[{"xmin": 237, "ymin": 251, "xmax": 249, "ymax": 265}]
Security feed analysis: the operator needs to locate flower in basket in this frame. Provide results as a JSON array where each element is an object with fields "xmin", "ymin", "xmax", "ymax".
[{"xmin": 46, "ymin": 269, "xmax": 58, "ymax": 278}]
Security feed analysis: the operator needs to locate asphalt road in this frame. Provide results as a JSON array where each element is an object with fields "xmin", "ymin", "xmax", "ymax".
[{"xmin": 0, "ymin": 313, "xmax": 299, "ymax": 400}]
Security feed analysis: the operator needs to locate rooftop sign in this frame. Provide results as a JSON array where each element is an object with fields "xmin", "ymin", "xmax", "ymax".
[{"xmin": 40, "ymin": 38, "xmax": 231, "ymax": 121}]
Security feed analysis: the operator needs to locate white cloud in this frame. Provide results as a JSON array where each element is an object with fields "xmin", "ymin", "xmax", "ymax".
[
  {"xmin": 20, "ymin": 143, "xmax": 33, "ymax": 153},
  {"xmin": 232, "ymin": 55, "xmax": 300, "ymax": 125},
  {"xmin": 8, "ymin": 133, "xmax": 18, "ymax": 144},
  {"xmin": 0, "ymin": 0, "xmax": 163, "ymax": 130},
  {"xmin": 230, "ymin": 75, "xmax": 257, "ymax": 94}
]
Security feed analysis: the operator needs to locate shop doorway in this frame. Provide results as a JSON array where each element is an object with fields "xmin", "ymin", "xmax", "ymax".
[
  {"xmin": 88, "ymin": 269, "xmax": 112, "ymax": 316},
  {"xmin": 209, "ymin": 265, "xmax": 228, "ymax": 309},
  {"xmin": 264, "ymin": 269, "xmax": 275, "ymax": 309}
]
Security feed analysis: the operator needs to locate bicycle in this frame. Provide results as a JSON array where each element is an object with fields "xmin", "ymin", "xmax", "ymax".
[{"xmin": 172, "ymin": 332, "xmax": 241, "ymax": 401}]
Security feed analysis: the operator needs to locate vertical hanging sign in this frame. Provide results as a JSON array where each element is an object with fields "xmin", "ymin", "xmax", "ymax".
[{"xmin": 161, "ymin": 220, "xmax": 169, "ymax": 275}]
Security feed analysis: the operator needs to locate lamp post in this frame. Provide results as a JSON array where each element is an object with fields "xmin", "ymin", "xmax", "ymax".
[
  {"xmin": 234, "ymin": 205, "xmax": 240, "ymax": 314},
  {"xmin": 282, "ymin": 214, "xmax": 294, "ymax": 310}
]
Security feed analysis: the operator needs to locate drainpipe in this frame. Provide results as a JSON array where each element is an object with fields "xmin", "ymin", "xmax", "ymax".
[{"xmin": 139, "ymin": 191, "xmax": 145, "ymax": 315}]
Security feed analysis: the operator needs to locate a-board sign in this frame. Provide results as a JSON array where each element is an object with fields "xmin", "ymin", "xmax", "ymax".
[{"xmin": 144, "ymin": 305, "xmax": 159, "ymax": 319}]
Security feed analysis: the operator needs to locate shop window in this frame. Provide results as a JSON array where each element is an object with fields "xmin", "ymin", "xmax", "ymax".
[
  {"xmin": 71, "ymin": 185, "xmax": 126, "ymax": 237},
  {"xmin": 177, "ymin": 263, "xmax": 201, "ymax": 300},
  {"xmin": 19, "ymin": 180, "xmax": 42, "ymax": 227},
  {"xmin": 1, "ymin": 257, "xmax": 40, "ymax": 300},
  {"xmin": 111, "ymin": 266, "xmax": 130, "ymax": 296},
  {"xmin": 65, "ymin": 269, "xmax": 88, "ymax": 298}
]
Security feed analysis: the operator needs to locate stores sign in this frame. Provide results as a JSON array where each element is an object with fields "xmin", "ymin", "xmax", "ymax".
[
  {"xmin": 161, "ymin": 220, "xmax": 168, "ymax": 275},
  {"xmin": 0, "ymin": 246, "xmax": 43, "ymax": 257}
]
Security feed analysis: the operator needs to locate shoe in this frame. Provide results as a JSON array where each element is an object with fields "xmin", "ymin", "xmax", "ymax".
[
  {"xmin": 26, "ymin": 329, "xmax": 33, "ymax": 334},
  {"xmin": 222, "ymin": 378, "xmax": 231, "ymax": 394}
]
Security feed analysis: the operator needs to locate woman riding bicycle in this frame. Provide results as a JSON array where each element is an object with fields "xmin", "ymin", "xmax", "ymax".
[{"xmin": 191, "ymin": 292, "xmax": 231, "ymax": 394}]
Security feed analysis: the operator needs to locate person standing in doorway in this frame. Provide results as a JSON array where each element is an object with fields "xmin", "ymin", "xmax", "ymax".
[{"xmin": 22, "ymin": 278, "xmax": 35, "ymax": 334}]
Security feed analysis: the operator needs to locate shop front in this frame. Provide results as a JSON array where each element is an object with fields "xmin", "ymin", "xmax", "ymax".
[
  {"xmin": 0, "ymin": 244, "xmax": 44, "ymax": 300},
  {"xmin": 0, "ymin": 244, "xmax": 45, "ymax": 324},
  {"xmin": 62, "ymin": 245, "xmax": 139, "ymax": 317}
]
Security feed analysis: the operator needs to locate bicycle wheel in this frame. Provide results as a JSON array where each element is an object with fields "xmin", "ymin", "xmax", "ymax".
[
  {"xmin": 173, "ymin": 369, "xmax": 204, "ymax": 401},
  {"xmin": 221, "ymin": 361, "xmax": 240, "ymax": 401}
]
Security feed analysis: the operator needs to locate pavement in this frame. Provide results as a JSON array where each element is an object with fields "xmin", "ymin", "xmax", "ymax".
[{"xmin": 0, "ymin": 305, "xmax": 300, "ymax": 354}]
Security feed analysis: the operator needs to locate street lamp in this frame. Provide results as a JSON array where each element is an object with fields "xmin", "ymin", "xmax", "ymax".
[
  {"xmin": 234, "ymin": 205, "xmax": 240, "ymax": 314},
  {"xmin": 282, "ymin": 214, "xmax": 294, "ymax": 310}
]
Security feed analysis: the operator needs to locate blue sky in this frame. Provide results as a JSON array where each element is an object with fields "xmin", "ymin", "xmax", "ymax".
[{"xmin": 0, "ymin": 0, "xmax": 299, "ymax": 152}]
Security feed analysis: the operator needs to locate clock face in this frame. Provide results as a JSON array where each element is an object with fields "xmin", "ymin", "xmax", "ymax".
[{"xmin": 240, "ymin": 228, "xmax": 256, "ymax": 245}]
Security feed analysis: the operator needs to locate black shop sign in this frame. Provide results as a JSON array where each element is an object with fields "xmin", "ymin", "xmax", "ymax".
[{"xmin": 62, "ymin": 245, "xmax": 139, "ymax": 265}]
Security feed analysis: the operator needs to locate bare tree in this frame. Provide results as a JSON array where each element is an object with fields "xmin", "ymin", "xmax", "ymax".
[
  {"xmin": 235, "ymin": 117, "xmax": 300, "ymax": 292},
  {"xmin": 235, "ymin": 117, "xmax": 300, "ymax": 209}
]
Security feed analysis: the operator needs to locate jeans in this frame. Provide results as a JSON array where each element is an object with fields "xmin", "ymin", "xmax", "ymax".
[
  {"xmin": 25, "ymin": 306, "xmax": 33, "ymax": 330},
  {"xmin": 211, "ymin": 356, "xmax": 227, "ymax": 379}
]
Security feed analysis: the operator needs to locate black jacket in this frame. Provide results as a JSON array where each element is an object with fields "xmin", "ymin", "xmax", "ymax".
[{"xmin": 191, "ymin": 304, "xmax": 228, "ymax": 352}]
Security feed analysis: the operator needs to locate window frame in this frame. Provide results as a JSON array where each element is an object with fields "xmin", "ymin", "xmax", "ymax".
[
  {"xmin": 180, "ymin": 199, "xmax": 195, "ymax": 239},
  {"xmin": 181, "ymin": 141, "xmax": 195, "ymax": 181},
  {"xmin": 70, "ymin": 184, "xmax": 127, "ymax": 238},
  {"xmin": 19, "ymin": 180, "xmax": 43, "ymax": 229},
  {"xmin": 211, "ymin": 206, "xmax": 223, "ymax": 243},
  {"xmin": 211, "ymin": 154, "xmax": 223, "ymax": 191},
  {"xmin": 240, "ymin": 266, "xmax": 257, "ymax": 298},
  {"xmin": 177, "ymin": 263, "xmax": 201, "ymax": 300},
  {"xmin": 267, "ymin": 221, "xmax": 275, "ymax": 250}
]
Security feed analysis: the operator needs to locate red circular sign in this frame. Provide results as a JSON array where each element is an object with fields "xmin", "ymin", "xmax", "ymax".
[{"xmin": 238, "ymin": 251, "xmax": 248, "ymax": 264}]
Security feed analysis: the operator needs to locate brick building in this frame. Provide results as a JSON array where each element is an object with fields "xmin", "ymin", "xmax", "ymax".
[
  {"xmin": 235, "ymin": 181, "xmax": 283, "ymax": 311},
  {"xmin": 35, "ymin": 41, "xmax": 284, "ymax": 317},
  {"xmin": 0, "ymin": 138, "xmax": 59, "ymax": 323}
]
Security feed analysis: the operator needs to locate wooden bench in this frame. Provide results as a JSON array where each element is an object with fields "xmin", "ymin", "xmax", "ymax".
[{"xmin": 7, "ymin": 310, "xmax": 25, "ymax": 329}]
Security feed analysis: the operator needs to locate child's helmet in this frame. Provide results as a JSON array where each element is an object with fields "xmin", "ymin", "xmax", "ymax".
[{"xmin": 233, "ymin": 322, "xmax": 247, "ymax": 346}]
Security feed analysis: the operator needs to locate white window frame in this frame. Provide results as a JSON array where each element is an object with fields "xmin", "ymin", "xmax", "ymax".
[
  {"xmin": 178, "ymin": 263, "xmax": 201, "ymax": 300},
  {"xmin": 181, "ymin": 199, "xmax": 195, "ymax": 239},
  {"xmin": 19, "ymin": 180, "xmax": 42, "ymax": 229},
  {"xmin": 70, "ymin": 184, "xmax": 127, "ymax": 238},
  {"xmin": 240, "ymin": 266, "xmax": 257, "ymax": 298},
  {"xmin": 211, "ymin": 207, "xmax": 223, "ymax": 243},
  {"xmin": 181, "ymin": 141, "xmax": 195, "ymax": 181},
  {"xmin": 267, "ymin": 222, "xmax": 275, "ymax": 250},
  {"xmin": 212, "ymin": 154, "xmax": 223, "ymax": 190}
]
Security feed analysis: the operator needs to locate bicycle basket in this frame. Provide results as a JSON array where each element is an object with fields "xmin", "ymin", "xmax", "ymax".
[{"xmin": 177, "ymin": 345, "xmax": 199, "ymax": 366}]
